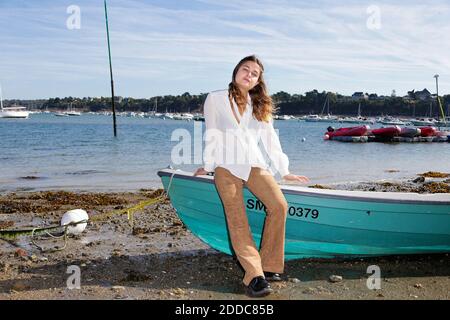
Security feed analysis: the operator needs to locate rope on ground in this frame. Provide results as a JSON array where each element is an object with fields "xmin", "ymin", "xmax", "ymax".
[{"xmin": 0, "ymin": 169, "xmax": 179, "ymax": 252}]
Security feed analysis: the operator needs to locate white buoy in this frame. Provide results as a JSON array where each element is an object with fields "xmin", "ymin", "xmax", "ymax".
[
  {"xmin": 61, "ymin": 209, "xmax": 89, "ymax": 235},
  {"xmin": 301, "ymin": 137, "xmax": 306, "ymax": 142}
]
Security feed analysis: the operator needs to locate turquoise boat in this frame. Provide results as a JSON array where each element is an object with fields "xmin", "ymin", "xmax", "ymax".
[{"xmin": 158, "ymin": 169, "xmax": 450, "ymax": 260}]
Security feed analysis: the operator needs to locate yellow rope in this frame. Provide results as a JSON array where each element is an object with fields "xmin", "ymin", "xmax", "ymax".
[
  {"xmin": 1, "ymin": 169, "xmax": 177, "ymax": 252},
  {"xmin": 90, "ymin": 195, "xmax": 166, "ymax": 225},
  {"xmin": 88, "ymin": 170, "xmax": 176, "ymax": 225}
]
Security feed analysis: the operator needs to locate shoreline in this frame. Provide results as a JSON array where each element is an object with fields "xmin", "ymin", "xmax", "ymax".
[
  {"xmin": 0, "ymin": 174, "xmax": 449, "ymax": 300},
  {"xmin": 2, "ymin": 171, "xmax": 449, "ymax": 196}
]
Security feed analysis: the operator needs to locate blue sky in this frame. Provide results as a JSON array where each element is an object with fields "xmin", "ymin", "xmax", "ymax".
[{"xmin": 1, "ymin": 0, "xmax": 449, "ymax": 99}]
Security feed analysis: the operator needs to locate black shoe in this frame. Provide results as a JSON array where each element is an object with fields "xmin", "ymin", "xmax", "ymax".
[
  {"xmin": 264, "ymin": 272, "xmax": 283, "ymax": 282},
  {"xmin": 246, "ymin": 276, "xmax": 273, "ymax": 298}
]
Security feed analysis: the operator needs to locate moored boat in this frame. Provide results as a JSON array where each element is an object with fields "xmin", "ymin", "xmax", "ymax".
[
  {"xmin": 54, "ymin": 112, "xmax": 70, "ymax": 117},
  {"xmin": 324, "ymin": 125, "xmax": 369, "ymax": 140},
  {"xmin": 0, "ymin": 106, "xmax": 30, "ymax": 119},
  {"xmin": 434, "ymin": 131, "xmax": 450, "ymax": 142},
  {"xmin": 411, "ymin": 118, "xmax": 435, "ymax": 126},
  {"xmin": 419, "ymin": 126, "xmax": 437, "ymax": 137},
  {"xmin": 0, "ymin": 85, "xmax": 30, "ymax": 119},
  {"xmin": 400, "ymin": 127, "xmax": 421, "ymax": 138},
  {"xmin": 158, "ymin": 169, "xmax": 450, "ymax": 260},
  {"xmin": 370, "ymin": 126, "xmax": 401, "ymax": 138},
  {"xmin": 377, "ymin": 117, "xmax": 409, "ymax": 126},
  {"xmin": 435, "ymin": 117, "xmax": 450, "ymax": 127}
]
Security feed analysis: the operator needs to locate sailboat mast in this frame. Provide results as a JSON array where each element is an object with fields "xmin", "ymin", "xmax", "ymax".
[
  {"xmin": 0, "ymin": 84, "xmax": 3, "ymax": 110},
  {"xmin": 327, "ymin": 93, "xmax": 330, "ymax": 114},
  {"xmin": 320, "ymin": 93, "xmax": 328, "ymax": 116},
  {"xmin": 104, "ymin": 0, "xmax": 117, "ymax": 137}
]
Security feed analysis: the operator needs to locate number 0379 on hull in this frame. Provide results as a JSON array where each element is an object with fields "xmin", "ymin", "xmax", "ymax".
[{"xmin": 158, "ymin": 169, "xmax": 450, "ymax": 260}]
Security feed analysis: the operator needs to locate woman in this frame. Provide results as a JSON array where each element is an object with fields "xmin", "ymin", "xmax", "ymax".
[{"xmin": 194, "ymin": 55, "xmax": 309, "ymax": 297}]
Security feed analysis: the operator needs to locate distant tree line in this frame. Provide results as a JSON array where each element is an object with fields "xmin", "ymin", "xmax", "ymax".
[
  {"xmin": 40, "ymin": 92, "xmax": 207, "ymax": 114},
  {"xmin": 272, "ymin": 90, "xmax": 450, "ymax": 117},
  {"xmin": 6, "ymin": 90, "xmax": 450, "ymax": 117}
]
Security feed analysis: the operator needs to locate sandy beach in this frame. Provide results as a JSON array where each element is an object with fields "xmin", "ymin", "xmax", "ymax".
[{"xmin": 0, "ymin": 173, "xmax": 449, "ymax": 300}]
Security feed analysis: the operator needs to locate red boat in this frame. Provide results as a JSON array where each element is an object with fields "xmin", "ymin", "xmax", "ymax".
[
  {"xmin": 419, "ymin": 126, "xmax": 437, "ymax": 137},
  {"xmin": 324, "ymin": 125, "xmax": 369, "ymax": 140},
  {"xmin": 371, "ymin": 126, "xmax": 401, "ymax": 138}
]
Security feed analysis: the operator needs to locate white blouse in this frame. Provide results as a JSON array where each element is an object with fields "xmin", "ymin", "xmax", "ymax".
[{"xmin": 203, "ymin": 89, "xmax": 290, "ymax": 181}]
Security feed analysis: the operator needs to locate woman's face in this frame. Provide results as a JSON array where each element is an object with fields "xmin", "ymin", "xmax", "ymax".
[{"xmin": 234, "ymin": 61, "xmax": 261, "ymax": 92}]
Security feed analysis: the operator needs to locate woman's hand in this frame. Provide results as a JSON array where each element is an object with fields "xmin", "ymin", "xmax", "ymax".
[
  {"xmin": 194, "ymin": 167, "xmax": 209, "ymax": 176},
  {"xmin": 282, "ymin": 174, "xmax": 310, "ymax": 184}
]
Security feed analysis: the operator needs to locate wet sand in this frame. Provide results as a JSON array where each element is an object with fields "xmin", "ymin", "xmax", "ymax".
[{"xmin": 0, "ymin": 173, "xmax": 449, "ymax": 300}]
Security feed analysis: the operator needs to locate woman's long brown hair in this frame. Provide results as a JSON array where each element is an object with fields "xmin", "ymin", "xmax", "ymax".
[{"xmin": 228, "ymin": 55, "xmax": 275, "ymax": 123}]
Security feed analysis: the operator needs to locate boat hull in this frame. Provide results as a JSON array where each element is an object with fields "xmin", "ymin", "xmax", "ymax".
[
  {"xmin": 400, "ymin": 127, "xmax": 421, "ymax": 138},
  {"xmin": 326, "ymin": 125, "xmax": 369, "ymax": 138},
  {"xmin": 371, "ymin": 126, "xmax": 401, "ymax": 137},
  {"xmin": 419, "ymin": 126, "xmax": 437, "ymax": 137},
  {"xmin": 0, "ymin": 110, "xmax": 30, "ymax": 118},
  {"xmin": 158, "ymin": 169, "xmax": 450, "ymax": 260}
]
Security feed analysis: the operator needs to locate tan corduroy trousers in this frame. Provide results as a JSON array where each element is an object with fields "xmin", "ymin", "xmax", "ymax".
[{"xmin": 214, "ymin": 166, "xmax": 288, "ymax": 286}]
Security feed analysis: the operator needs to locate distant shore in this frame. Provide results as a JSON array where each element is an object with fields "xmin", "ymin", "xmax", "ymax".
[{"xmin": 4, "ymin": 87, "xmax": 450, "ymax": 119}]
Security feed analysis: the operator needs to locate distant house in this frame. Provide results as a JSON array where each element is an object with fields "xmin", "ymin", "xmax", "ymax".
[
  {"xmin": 352, "ymin": 92, "xmax": 368, "ymax": 100},
  {"xmin": 368, "ymin": 93, "xmax": 378, "ymax": 100},
  {"xmin": 414, "ymin": 88, "xmax": 432, "ymax": 101}
]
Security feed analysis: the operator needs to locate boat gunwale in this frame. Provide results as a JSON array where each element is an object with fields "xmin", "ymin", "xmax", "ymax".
[{"xmin": 157, "ymin": 169, "xmax": 450, "ymax": 206}]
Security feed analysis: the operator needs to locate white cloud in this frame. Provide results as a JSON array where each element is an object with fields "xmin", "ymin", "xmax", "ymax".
[{"xmin": 1, "ymin": 0, "xmax": 449, "ymax": 98}]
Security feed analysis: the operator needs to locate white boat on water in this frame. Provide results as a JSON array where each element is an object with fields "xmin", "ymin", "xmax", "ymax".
[
  {"xmin": 68, "ymin": 102, "xmax": 81, "ymax": 116},
  {"xmin": 410, "ymin": 118, "xmax": 435, "ymax": 126},
  {"xmin": 378, "ymin": 116, "xmax": 409, "ymax": 126},
  {"xmin": 55, "ymin": 103, "xmax": 81, "ymax": 117},
  {"xmin": 0, "ymin": 85, "xmax": 30, "ymax": 119},
  {"xmin": 55, "ymin": 112, "xmax": 70, "ymax": 117},
  {"xmin": 304, "ymin": 114, "xmax": 338, "ymax": 122},
  {"xmin": 276, "ymin": 114, "xmax": 294, "ymax": 120},
  {"xmin": 305, "ymin": 94, "xmax": 338, "ymax": 122},
  {"xmin": 338, "ymin": 102, "xmax": 374, "ymax": 124},
  {"xmin": 0, "ymin": 106, "xmax": 30, "ymax": 118},
  {"xmin": 434, "ymin": 117, "xmax": 450, "ymax": 127},
  {"xmin": 304, "ymin": 114, "xmax": 321, "ymax": 122},
  {"xmin": 338, "ymin": 116, "xmax": 375, "ymax": 124},
  {"xmin": 172, "ymin": 113, "xmax": 194, "ymax": 121},
  {"xmin": 163, "ymin": 113, "xmax": 174, "ymax": 120},
  {"xmin": 66, "ymin": 111, "xmax": 81, "ymax": 116}
]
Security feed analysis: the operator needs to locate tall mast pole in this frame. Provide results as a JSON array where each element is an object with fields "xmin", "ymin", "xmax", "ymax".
[{"xmin": 104, "ymin": 0, "xmax": 117, "ymax": 137}]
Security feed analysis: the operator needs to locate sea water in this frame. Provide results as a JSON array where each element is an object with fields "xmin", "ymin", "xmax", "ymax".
[{"xmin": 0, "ymin": 113, "xmax": 449, "ymax": 192}]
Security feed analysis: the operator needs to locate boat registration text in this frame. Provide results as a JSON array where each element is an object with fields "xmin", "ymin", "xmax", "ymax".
[{"xmin": 246, "ymin": 199, "xmax": 320, "ymax": 219}]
